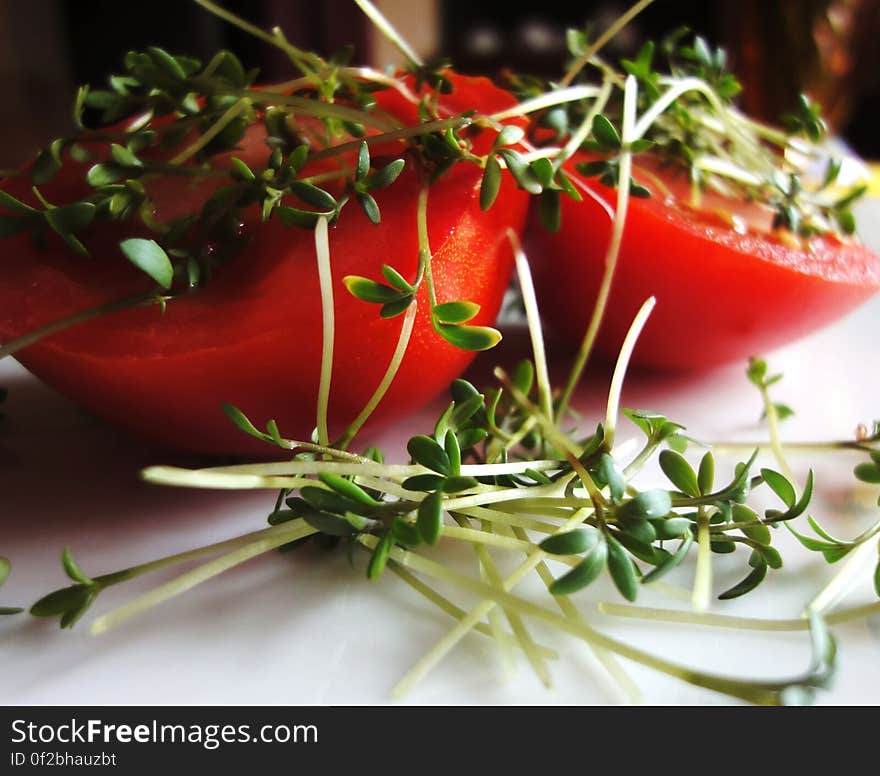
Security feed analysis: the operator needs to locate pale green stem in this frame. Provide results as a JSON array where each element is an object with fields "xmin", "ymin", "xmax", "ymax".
[
  {"xmin": 553, "ymin": 77, "xmax": 614, "ymax": 173},
  {"xmin": 222, "ymin": 88, "xmax": 399, "ymax": 132},
  {"xmin": 211, "ymin": 458, "xmax": 562, "ymax": 478},
  {"xmin": 633, "ymin": 78, "xmax": 732, "ymax": 140},
  {"xmin": 457, "ymin": 516, "xmax": 551, "ymax": 687},
  {"xmin": 705, "ymin": 440, "xmax": 870, "ymax": 455},
  {"xmin": 193, "ymin": 0, "xmax": 315, "ymax": 74},
  {"xmin": 308, "ymin": 116, "xmax": 473, "ymax": 164},
  {"xmin": 509, "ymin": 525, "xmax": 642, "ymax": 704},
  {"xmin": 443, "ymin": 524, "xmax": 579, "ymax": 566},
  {"xmin": 456, "ymin": 506, "xmax": 568, "ymax": 535},
  {"xmin": 482, "ymin": 560, "xmax": 515, "ymax": 678},
  {"xmin": 0, "ymin": 292, "xmax": 163, "ymax": 360},
  {"xmin": 502, "ymin": 415, "xmax": 538, "ymax": 456},
  {"xmin": 141, "ymin": 466, "xmax": 315, "ymax": 492},
  {"xmin": 604, "ymin": 297, "xmax": 655, "ymax": 449},
  {"xmin": 92, "ymin": 521, "xmax": 316, "ymax": 634},
  {"xmin": 314, "ymin": 216, "xmax": 334, "ymax": 447},
  {"xmin": 559, "ymin": 0, "xmax": 655, "ymax": 87},
  {"xmin": 142, "ymin": 458, "xmax": 565, "ymax": 492},
  {"xmin": 415, "ymin": 184, "xmax": 437, "ymax": 306},
  {"xmin": 600, "ymin": 600, "xmax": 880, "ymax": 630},
  {"xmin": 557, "ymin": 75, "xmax": 638, "ymax": 418},
  {"xmin": 758, "ymin": 383, "xmax": 796, "ymax": 482},
  {"xmin": 808, "ymin": 540, "xmax": 878, "ymax": 614},
  {"xmin": 371, "ymin": 535, "xmax": 815, "ymax": 705},
  {"xmin": 353, "ymin": 0, "xmax": 423, "ymax": 66},
  {"xmin": 490, "ymin": 85, "xmax": 603, "ymax": 122},
  {"xmin": 169, "ymin": 98, "xmax": 250, "ymax": 165},
  {"xmin": 509, "ymin": 229, "xmax": 554, "ymax": 424},
  {"xmin": 333, "ymin": 301, "xmax": 418, "ymax": 450},
  {"xmin": 386, "ymin": 562, "xmax": 559, "ymax": 660},
  {"xmin": 389, "ymin": 509, "xmax": 590, "ymax": 697},
  {"xmin": 93, "ymin": 522, "xmax": 305, "ymax": 589}
]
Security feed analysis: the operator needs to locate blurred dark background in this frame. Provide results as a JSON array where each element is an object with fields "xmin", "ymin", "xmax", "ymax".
[{"xmin": 2, "ymin": 0, "xmax": 879, "ymax": 168}]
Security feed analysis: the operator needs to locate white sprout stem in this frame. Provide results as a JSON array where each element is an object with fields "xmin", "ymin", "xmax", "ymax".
[
  {"xmin": 632, "ymin": 77, "xmax": 750, "ymax": 156},
  {"xmin": 142, "ymin": 458, "xmax": 565, "ymax": 490},
  {"xmin": 334, "ymin": 301, "xmax": 418, "ymax": 449},
  {"xmin": 509, "ymin": 230, "xmax": 554, "ymax": 424},
  {"xmin": 353, "ymin": 0, "xmax": 423, "ymax": 66},
  {"xmin": 344, "ymin": 67, "xmax": 421, "ymax": 103},
  {"xmin": 554, "ymin": 77, "xmax": 614, "ymax": 172},
  {"xmin": 604, "ymin": 297, "xmax": 656, "ymax": 448},
  {"xmin": 559, "ymin": 0, "xmax": 656, "ymax": 87},
  {"xmin": 141, "ymin": 467, "xmax": 315, "ymax": 491},
  {"xmin": 92, "ymin": 520, "xmax": 317, "ymax": 635},
  {"xmin": 759, "ymin": 383, "xmax": 796, "ymax": 483},
  {"xmin": 558, "ymin": 74, "xmax": 639, "ymax": 417},
  {"xmin": 314, "ymin": 216, "xmax": 334, "ymax": 447},
  {"xmin": 692, "ymin": 509, "xmax": 713, "ymax": 612},
  {"xmin": 390, "ymin": 509, "xmax": 590, "ymax": 697},
  {"xmin": 490, "ymin": 85, "xmax": 604, "ymax": 122},
  {"xmin": 694, "ymin": 155, "xmax": 764, "ymax": 188}
]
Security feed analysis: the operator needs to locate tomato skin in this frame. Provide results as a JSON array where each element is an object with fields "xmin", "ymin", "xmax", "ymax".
[
  {"xmin": 0, "ymin": 74, "xmax": 529, "ymax": 455},
  {"xmin": 525, "ymin": 152, "xmax": 880, "ymax": 371}
]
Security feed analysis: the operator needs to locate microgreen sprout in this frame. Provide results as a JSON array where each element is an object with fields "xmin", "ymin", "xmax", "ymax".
[{"xmin": 5, "ymin": 0, "xmax": 880, "ymax": 708}]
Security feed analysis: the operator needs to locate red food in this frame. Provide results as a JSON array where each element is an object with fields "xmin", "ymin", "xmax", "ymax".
[
  {"xmin": 0, "ymin": 74, "xmax": 529, "ymax": 455},
  {"xmin": 526, "ymin": 152, "xmax": 880, "ymax": 370}
]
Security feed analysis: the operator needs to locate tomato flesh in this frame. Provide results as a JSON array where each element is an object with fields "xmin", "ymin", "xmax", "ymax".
[
  {"xmin": 0, "ymin": 74, "xmax": 529, "ymax": 455},
  {"xmin": 526, "ymin": 152, "xmax": 880, "ymax": 370}
]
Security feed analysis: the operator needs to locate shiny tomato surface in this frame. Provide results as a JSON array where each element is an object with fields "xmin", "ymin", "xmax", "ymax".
[
  {"xmin": 526, "ymin": 152, "xmax": 880, "ymax": 370},
  {"xmin": 0, "ymin": 74, "xmax": 529, "ymax": 455}
]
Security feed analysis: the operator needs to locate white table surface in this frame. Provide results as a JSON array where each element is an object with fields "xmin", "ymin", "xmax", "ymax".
[{"xmin": 3, "ymin": 238, "xmax": 880, "ymax": 706}]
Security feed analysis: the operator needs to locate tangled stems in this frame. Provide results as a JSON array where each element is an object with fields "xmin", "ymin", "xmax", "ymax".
[{"xmin": 8, "ymin": 0, "xmax": 880, "ymax": 707}]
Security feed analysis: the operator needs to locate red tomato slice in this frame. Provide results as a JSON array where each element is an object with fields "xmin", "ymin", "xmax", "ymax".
[
  {"xmin": 525, "ymin": 152, "xmax": 880, "ymax": 371},
  {"xmin": 0, "ymin": 74, "xmax": 529, "ymax": 455}
]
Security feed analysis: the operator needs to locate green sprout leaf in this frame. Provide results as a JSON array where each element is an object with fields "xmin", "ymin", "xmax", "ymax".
[
  {"xmin": 61, "ymin": 547, "xmax": 93, "ymax": 586},
  {"xmin": 367, "ymin": 533, "xmax": 394, "ymax": 580},
  {"xmin": 606, "ymin": 535, "xmax": 639, "ymax": 602},
  {"xmin": 549, "ymin": 538, "xmax": 608, "ymax": 596},
  {"xmin": 761, "ymin": 468, "xmax": 796, "ymax": 508},
  {"xmin": 435, "ymin": 322, "xmax": 501, "ymax": 351},
  {"xmin": 659, "ymin": 450, "xmax": 700, "ymax": 497},
  {"xmin": 119, "ymin": 238, "xmax": 174, "ymax": 289},
  {"xmin": 719, "ymin": 552, "xmax": 768, "ymax": 600},
  {"xmin": 407, "ymin": 435, "xmax": 451, "ymax": 476},
  {"xmin": 44, "ymin": 202, "xmax": 96, "ymax": 236},
  {"xmin": 480, "ymin": 155, "xmax": 502, "ymax": 211},
  {"xmin": 343, "ymin": 275, "xmax": 403, "ymax": 304},
  {"xmin": 540, "ymin": 526, "xmax": 600, "ymax": 556},
  {"xmin": 417, "ymin": 491, "xmax": 444, "ymax": 545},
  {"xmin": 433, "ymin": 301, "xmax": 480, "ymax": 324}
]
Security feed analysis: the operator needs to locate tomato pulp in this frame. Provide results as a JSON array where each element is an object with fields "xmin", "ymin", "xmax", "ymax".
[
  {"xmin": 0, "ymin": 74, "xmax": 529, "ymax": 455},
  {"xmin": 525, "ymin": 152, "xmax": 880, "ymax": 371}
]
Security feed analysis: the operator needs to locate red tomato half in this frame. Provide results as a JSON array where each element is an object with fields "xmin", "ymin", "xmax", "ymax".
[
  {"xmin": 0, "ymin": 74, "xmax": 529, "ymax": 455},
  {"xmin": 526, "ymin": 152, "xmax": 880, "ymax": 370}
]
